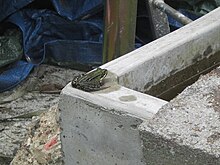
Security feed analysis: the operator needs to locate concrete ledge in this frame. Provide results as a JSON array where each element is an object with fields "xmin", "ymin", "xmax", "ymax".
[
  {"xmin": 59, "ymin": 84, "xmax": 167, "ymax": 164},
  {"xmin": 139, "ymin": 67, "xmax": 220, "ymax": 164},
  {"xmin": 102, "ymin": 7, "xmax": 220, "ymax": 92}
]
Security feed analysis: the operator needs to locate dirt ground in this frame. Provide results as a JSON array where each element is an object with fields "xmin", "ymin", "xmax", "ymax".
[{"xmin": 0, "ymin": 64, "xmax": 83, "ymax": 165}]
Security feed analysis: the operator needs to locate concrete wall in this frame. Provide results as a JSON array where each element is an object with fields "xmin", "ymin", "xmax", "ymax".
[{"xmin": 60, "ymin": 86, "xmax": 167, "ymax": 165}]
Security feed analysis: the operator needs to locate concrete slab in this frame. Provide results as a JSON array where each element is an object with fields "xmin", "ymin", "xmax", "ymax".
[
  {"xmin": 59, "ymin": 83, "xmax": 167, "ymax": 165},
  {"xmin": 139, "ymin": 67, "xmax": 220, "ymax": 164},
  {"xmin": 102, "ymin": 7, "xmax": 220, "ymax": 92}
]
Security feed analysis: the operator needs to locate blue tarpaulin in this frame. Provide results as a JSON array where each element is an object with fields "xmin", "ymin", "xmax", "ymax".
[
  {"xmin": 0, "ymin": 0, "xmax": 104, "ymax": 92},
  {"xmin": 8, "ymin": 9, "xmax": 103, "ymax": 65},
  {"xmin": 0, "ymin": 0, "xmax": 34, "ymax": 22},
  {"xmin": 51, "ymin": 0, "xmax": 103, "ymax": 21},
  {"xmin": 0, "ymin": 61, "xmax": 33, "ymax": 92}
]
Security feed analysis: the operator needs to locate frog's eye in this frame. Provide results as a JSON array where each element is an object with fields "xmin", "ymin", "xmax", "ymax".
[
  {"xmin": 71, "ymin": 80, "xmax": 77, "ymax": 87},
  {"xmin": 71, "ymin": 76, "xmax": 79, "ymax": 87}
]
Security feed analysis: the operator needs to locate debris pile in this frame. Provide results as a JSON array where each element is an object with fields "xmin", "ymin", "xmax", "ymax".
[
  {"xmin": 0, "ymin": 64, "xmax": 82, "ymax": 164},
  {"xmin": 10, "ymin": 105, "xmax": 63, "ymax": 165}
]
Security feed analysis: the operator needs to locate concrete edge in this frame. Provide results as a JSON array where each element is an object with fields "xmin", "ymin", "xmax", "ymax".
[
  {"xmin": 101, "ymin": 7, "xmax": 220, "ymax": 91},
  {"xmin": 61, "ymin": 83, "xmax": 167, "ymax": 121}
]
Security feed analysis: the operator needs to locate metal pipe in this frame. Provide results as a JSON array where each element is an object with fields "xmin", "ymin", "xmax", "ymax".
[{"xmin": 153, "ymin": 0, "xmax": 193, "ymax": 25}]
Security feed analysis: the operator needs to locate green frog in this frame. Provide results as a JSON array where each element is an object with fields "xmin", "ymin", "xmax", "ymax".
[{"xmin": 71, "ymin": 68, "xmax": 108, "ymax": 92}]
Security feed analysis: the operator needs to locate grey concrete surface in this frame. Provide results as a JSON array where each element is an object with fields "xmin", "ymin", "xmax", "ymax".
[
  {"xmin": 102, "ymin": 7, "xmax": 220, "ymax": 92},
  {"xmin": 60, "ymin": 93, "xmax": 144, "ymax": 165},
  {"xmin": 0, "ymin": 120, "xmax": 31, "ymax": 162},
  {"xmin": 59, "ymin": 84, "xmax": 167, "ymax": 165},
  {"xmin": 139, "ymin": 67, "xmax": 220, "ymax": 164}
]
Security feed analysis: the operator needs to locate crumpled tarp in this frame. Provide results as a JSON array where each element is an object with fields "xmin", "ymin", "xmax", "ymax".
[
  {"xmin": 45, "ymin": 40, "xmax": 103, "ymax": 70},
  {"xmin": 51, "ymin": 0, "xmax": 103, "ymax": 21},
  {"xmin": 0, "ymin": 0, "xmax": 34, "ymax": 22},
  {"xmin": 0, "ymin": 0, "xmax": 104, "ymax": 92},
  {"xmin": 0, "ymin": 61, "xmax": 33, "ymax": 92},
  {"xmin": 8, "ymin": 9, "xmax": 103, "ymax": 65}
]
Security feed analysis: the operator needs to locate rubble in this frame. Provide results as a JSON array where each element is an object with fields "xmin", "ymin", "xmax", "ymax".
[
  {"xmin": 10, "ymin": 106, "xmax": 63, "ymax": 165},
  {"xmin": 0, "ymin": 64, "xmax": 82, "ymax": 164}
]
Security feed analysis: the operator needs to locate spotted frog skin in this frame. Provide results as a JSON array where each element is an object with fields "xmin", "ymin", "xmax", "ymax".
[{"xmin": 71, "ymin": 68, "xmax": 108, "ymax": 92}]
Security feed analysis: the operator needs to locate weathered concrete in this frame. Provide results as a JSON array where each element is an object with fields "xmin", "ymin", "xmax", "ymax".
[
  {"xmin": 0, "ymin": 120, "xmax": 31, "ymax": 163},
  {"xmin": 59, "ymin": 84, "xmax": 167, "ymax": 165},
  {"xmin": 11, "ymin": 105, "xmax": 63, "ymax": 165},
  {"xmin": 102, "ymin": 7, "xmax": 220, "ymax": 92},
  {"xmin": 139, "ymin": 67, "xmax": 220, "ymax": 164}
]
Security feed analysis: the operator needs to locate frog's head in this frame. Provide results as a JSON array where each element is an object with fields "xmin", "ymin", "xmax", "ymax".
[{"xmin": 97, "ymin": 68, "xmax": 108, "ymax": 81}]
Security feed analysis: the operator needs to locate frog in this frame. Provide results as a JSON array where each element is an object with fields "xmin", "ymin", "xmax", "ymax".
[{"xmin": 71, "ymin": 68, "xmax": 108, "ymax": 92}]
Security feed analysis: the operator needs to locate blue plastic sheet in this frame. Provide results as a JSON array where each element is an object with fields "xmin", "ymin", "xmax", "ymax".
[
  {"xmin": 8, "ymin": 9, "xmax": 103, "ymax": 65},
  {"xmin": 51, "ymin": 0, "xmax": 103, "ymax": 21},
  {"xmin": 0, "ymin": 0, "xmax": 104, "ymax": 92},
  {"xmin": 0, "ymin": 61, "xmax": 33, "ymax": 92},
  {"xmin": 44, "ymin": 40, "xmax": 103, "ymax": 69},
  {"xmin": 0, "ymin": 0, "xmax": 34, "ymax": 21}
]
